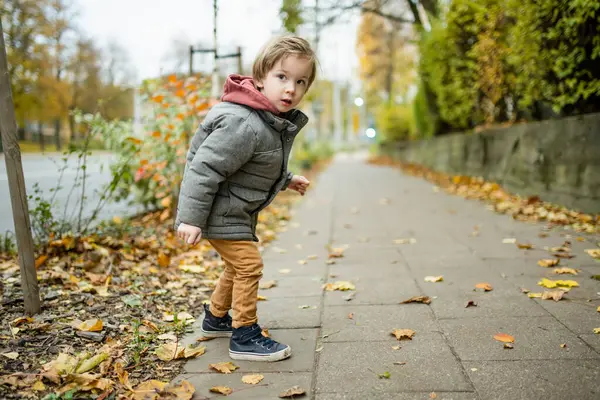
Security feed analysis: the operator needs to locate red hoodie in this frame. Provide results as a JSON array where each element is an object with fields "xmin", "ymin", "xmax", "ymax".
[{"xmin": 221, "ymin": 74, "xmax": 280, "ymax": 115}]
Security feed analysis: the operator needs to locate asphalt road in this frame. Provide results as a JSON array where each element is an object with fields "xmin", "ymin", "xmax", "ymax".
[{"xmin": 0, "ymin": 152, "xmax": 142, "ymax": 235}]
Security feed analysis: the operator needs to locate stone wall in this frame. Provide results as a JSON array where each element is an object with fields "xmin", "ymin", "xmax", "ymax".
[{"xmin": 380, "ymin": 113, "xmax": 600, "ymax": 214}]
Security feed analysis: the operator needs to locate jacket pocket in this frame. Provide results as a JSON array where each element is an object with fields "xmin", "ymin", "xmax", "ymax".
[{"xmin": 225, "ymin": 184, "xmax": 269, "ymax": 225}]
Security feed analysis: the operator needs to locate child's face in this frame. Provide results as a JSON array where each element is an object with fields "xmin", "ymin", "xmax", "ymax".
[{"xmin": 257, "ymin": 55, "xmax": 313, "ymax": 113}]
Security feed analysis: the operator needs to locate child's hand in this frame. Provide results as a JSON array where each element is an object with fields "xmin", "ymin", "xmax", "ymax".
[
  {"xmin": 177, "ymin": 223, "xmax": 202, "ymax": 245},
  {"xmin": 288, "ymin": 175, "xmax": 310, "ymax": 196}
]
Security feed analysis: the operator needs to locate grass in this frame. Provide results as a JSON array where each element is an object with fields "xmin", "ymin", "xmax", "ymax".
[{"xmin": 17, "ymin": 141, "xmax": 59, "ymax": 153}]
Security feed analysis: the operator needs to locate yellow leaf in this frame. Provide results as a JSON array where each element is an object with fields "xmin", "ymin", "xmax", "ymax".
[
  {"xmin": 391, "ymin": 329, "xmax": 415, "ymax": 341},
  {"xmin": 323, "ymin": 281, "xmax": 355, "ymax": 291},
  {"xmin": 158, "ymin": 252, "xmax": 171, "ymax": 268},
  {"xmin": 424, "ymin": 275, "xmax": 443, "ymax": 283},
  {"xmin": 328, "ymin": 247, "xmax": 346, "ymax": 258},
  {"xmin": 11, "ymin": 317, "xmax": 33, "ymax": 327},
  {"xmin": 32, "ymin": 380, "xmax": 46, "ymax": 391},
  {"xmin": 164, "ymin": 380, "xmax": 195, "ymax": 400},
  {"xmin": 2, "ymin": 352, "xmax": 19, "ymax": 360},
  {"xmin": 209, "ymin": 361, "xmax": 239, "ymax": 374},
  {"xmin": 585, "ymin": 249, "xmax": 600, "ymax": 259},
  {"xmin": 527, "ymin": 293, "xmax": 542, "ymax": 298},
  {"xmin": 210, "ymin": 386, "xmax": 233, "ymax": 395},
  {"xmin": 183, "ymin": 344, "xmax": 205, "ymax": 358},
  {"xmin": 75, "ymin": 353, "xmax": 108, "ymax": 374},
  {"xmin": 261, "ymin": 328, "xmax": 270, "ymax": 337},
  {"xmin": 516, "ymin": 243, "xmax": 533, "ymax": 250},
  {"xmin": 77, "ymin": 319, "xmax": 103, "ymax": 332},
  {"xmin": 35, "ymin": 254, "xmax": 48, "ymax": 269},
  {"xmin": 279, "ymin": 386, "xmax": 306, "ymax": 398},
  {"xmin": 393, "ymin": 238, "xmax": 417, "ymax": 244},
  {"xmin": 538, "ymin": 259, "xmax": 560, "ymax": 268},
  {"xmin": 594, "ymin": 328, "xmax": 600, "ymax": 334},
  {"xmin": 475, "ymin": 283, "xmax": 493, "ymax": 291},
  {"xmin": 112, "ymin": 216, "xmax": 123, "ymax": 224},
  {"xmin": 242, "ymin": 374, "xmax": 264, "ymax": 385},
  {"xmin": 155, "ymin": 342, "xmax": 184, "ymax": 361},
  {"xmin": 493, "ymin": 333, "xmax": 515, "ymax": 343},
  {"xmin": 257, "ymin": 295, "xmax": 268, "ymax": 301},
  {"xmin": 552, "ymin": 267, "xmax": 578, "ymax": 275},
  {"xmin": 279, "ymin": 269, "xmax": 291, "ymax": 274},
  {"xmin": 597, "ymin": 306, "xmax": 600, "ymax": 313},
  {"xmin": 132, "ymin": 380, "xmax": 168, "ymax": 400},
  {"xmin": 179, "ymin": 265, "xmax": 205, "ymax": 273},
  {"xmin": 539, "ymin": 278, "xmax": 579, "ymax": 289},
  {"xmin": 400, "ymin": 296, "xmax": 432, "ymax": 304}
]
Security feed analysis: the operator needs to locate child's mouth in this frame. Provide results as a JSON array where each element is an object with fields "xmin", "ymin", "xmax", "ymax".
[{"xmin": 281, "ymin": 99, "xmax": 292, "ymax": 106}]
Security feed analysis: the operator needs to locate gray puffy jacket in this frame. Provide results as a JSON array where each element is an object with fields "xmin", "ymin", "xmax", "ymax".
[{"xmin": 175, "ymin": 101, "xmax": 308, "ymax": 241}]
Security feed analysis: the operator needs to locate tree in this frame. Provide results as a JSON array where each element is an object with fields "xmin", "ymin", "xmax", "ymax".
[{"xmin": 280, "ymin": 0, "xmax": 304, "ymax": 33}]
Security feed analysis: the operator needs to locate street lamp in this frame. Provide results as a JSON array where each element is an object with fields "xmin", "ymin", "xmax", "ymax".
[{"xmin": 354, "ymin": 97, "xmax": 364, "ymax": 107}]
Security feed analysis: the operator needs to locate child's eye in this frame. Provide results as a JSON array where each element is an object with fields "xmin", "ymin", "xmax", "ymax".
[
  {"xmin": 297, "ymin": 80, "xmax": 306, "ymax": 85},
  {"xmin": 277, "ymin": 74, "xmax": 286, "ymax": 80}
]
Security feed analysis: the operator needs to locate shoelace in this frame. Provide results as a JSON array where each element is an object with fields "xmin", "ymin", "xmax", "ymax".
[{"xmin": 250, "ymin": 335, "xmax": 277, "ymax": 351}]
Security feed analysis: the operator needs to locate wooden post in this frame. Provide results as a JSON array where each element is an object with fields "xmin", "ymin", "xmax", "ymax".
[
  {"xmin": 237, "ymin": 46, "xmax": 243, "ymax": 75},
  {"xmin": 0, "ymin": 18, "xmax": 41, "ymax": 315}
]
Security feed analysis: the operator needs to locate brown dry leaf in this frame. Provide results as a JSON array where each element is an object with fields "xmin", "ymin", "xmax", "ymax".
[
  {"xmin": 391, "ymin": 329, "xmax": 415, "ymax": 341},
  {"xmin": 392, "ymin": 345, "xmax": 401, "ymax": 350},
  {"xmin": 328, "ymin": 247, "xmax": 346, "ymax": 259},
  {"xmin": 183, "ymin": 344, "xmax": 206, "ymax": 358},
  {"xmin": 323, "ymin": 281, "xmax": 355, "ymax": 291},
  {"xmin": 560, "ymin": 343, "xmax": 567, "ymax": 348},
  {"xmin": 2, "ymin": 352, "xmax": 19, "ymax": 360},
  {"xmin": 538, "ymin": 259, "xmax": 560, "ymax": 268},
  {"xmin": 554, "ymin": 252, "xmax": 575, "ymax": 259},
  {"xmin": 542, "ymin": 290, "xmax": 565, "ymax": 301},
  {"xmin": 493, "ymin": 333, "xmax": 515, "ymax": 343},
  {"xmin": 430, "ymin": 393, "xmax": 438, "ymax": 399},
  {"xmin": 527, "ymin": 293, "xmax": 543, "ymax": 298},
  {"xmin": 210, "ymin": 386, "xmax": 233, "ymax": 395},
  {"xmin": 475, "ymin": 283, "xmax": 493, "ymax": 291},
  {"xmin": 11, "ymin": 316, "xmax": 33, "ymax": 327},
  {"xmin": 242, "ymin": 374, "xmax": 264, "ymax": 385},
  {"xmin": 157, "ymin": 252, "xmax": 171, "ymax": 268},
  {"xmin": 516, "ymin": 243, "xmax": 534, "ymax": 250},
  {"xmin": 262, "ymin": 328, "xmax": 270, "ymax": 337},
  {"xmin": 196, "ymin": 336, "xmax": 215, "ymax": 342},
  {"xmin": 77, "ymin": 318, "xmax": 103, "ymax": 332},
  {"xmin": 504, "ymin": 343, "xmax": 514, "ymax": 349},
  {"xmin": 279, "ymin": 386, "xmax": 306, "ymax": 398},
  {"xmin": 132, "ymin": 380, "xmax": 168, "ymax": 400},
  {"xmin": 424, "ymin": 275, "xmax": 443, "ymax": 283},
  {"xmin": 585, "ymin": 249, "xmax": 600, "ymax": 259},
  {"xmin": 155, "ymin": 342, "xmax": 184, "ymax": 361},
  {"xmin": 209, "ymin": 361, "xmax": 239, "ymax": 374},
  {"xmin": 594, "ymin": 328, "xmax": 600, "ymax": 334},
  {"xmin": 260, "ymin": 280, "xmax": 277, "ymax": 289},
  {"xmin": 348, "ymin": 313, "xmax": 354, "ymax": 319},
  {"xmin": 114, "ymin": 362, "xmax": 131, "ymax": 389},
  {"xmin": 163, "ymin": 380, "xmax": 195, "ymax": 400},
  {"xmin": 552, "ymin": 267, "xmax": 578, "ymax": 275},
  {"xmin": 400, "ymin": 296, "xmax": 432, "ymax": 305},
  {"xmin": 465, "ymin": 300, "xmax": 477, "ymax": 308},
  {"xmin": 257, "ymin": 295, "xmax": 268, "ymax": 301}
]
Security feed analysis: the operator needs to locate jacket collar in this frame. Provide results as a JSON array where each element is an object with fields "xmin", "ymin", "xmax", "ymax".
[{"xmin": 257, "ymin": 109, "xmax": 309, "ymax": 134}]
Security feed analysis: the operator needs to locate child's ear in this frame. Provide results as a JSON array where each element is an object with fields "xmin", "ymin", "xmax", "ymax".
[{"xmin": 255, "ymin": 81, "xmax": 264, "ymax": 90}]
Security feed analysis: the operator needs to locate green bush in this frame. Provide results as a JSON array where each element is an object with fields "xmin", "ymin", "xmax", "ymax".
[
  {"xmin": 290, "ymin": 138, "xmax": 334, "ymax": 171},
  {"xmin": 375, "ymin": 103, "xmax": 414, "ymax": 143},
  {"xmin": 508, "ymin": 0, "xmax": 600, "ymax": 115},
  {"xmin": 412, "ymin": 81, "xmax": 439, "ymax": 139}
]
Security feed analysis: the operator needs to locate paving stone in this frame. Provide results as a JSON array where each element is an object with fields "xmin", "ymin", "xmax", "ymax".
[
  {"xmin": 579, "ymin": 334, "xmax": 600, "ymax": 353},
  {"xmin": 183, "ymin": 329, "xmax": 318, "ymax": 374},
  {"xmin": 321, "ymin": 304, "xmax": 438, "ymax": 342},
  {"xmin": 324, "ymin": 277, "xmax": 422, "ymax": 306},
  {"xmin": 464, "ymin": 360, "xmax": 600, "ymax": 400},
  {"xmin": 258, "ymin": 296, "xmax": 322, "ymax": 328},
  {"xmin": 315, "ymin": 392, "xmax": 477, "ymax": 400},
  {"xmin": 315, "ymin": 335, "xmax": 473, "ymax": 393},
  {"xmin": 173, "ymin": 372, "xmax": 312, "ymax": 399},
  {"xmin": 440, "ymin": 316, "xmax": 600, "ymax": 361},
  {"xmin": 258, "ymin": 275, "xmax": 325, "ymax": 298}
]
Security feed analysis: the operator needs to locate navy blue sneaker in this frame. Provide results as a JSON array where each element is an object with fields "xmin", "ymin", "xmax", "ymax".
[
  {"xmin": 229, "ymin": 323, "xmax": 291, "ymax": 362},
  {"xmin": 201, "ymin": 303, "xmax": 233, "ymax": 338}
]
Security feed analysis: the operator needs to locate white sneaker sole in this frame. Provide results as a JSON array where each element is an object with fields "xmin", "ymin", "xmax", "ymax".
[
  {"xmin": 200, "ymin": 328, "xmax": 232, "ymax": 338},
  {"xmin": 229, "ymin": 346, "xmax": 292, "ymax": 362}
]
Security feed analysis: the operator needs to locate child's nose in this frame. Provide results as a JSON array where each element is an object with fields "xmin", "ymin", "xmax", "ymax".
[{"xmin": 285, "ymin": 83, "xmax": 296, "ymax": 94}]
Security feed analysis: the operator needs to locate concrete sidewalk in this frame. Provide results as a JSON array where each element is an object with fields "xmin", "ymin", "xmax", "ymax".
[{"xmin": 175, "ymin": 152, "xmax": 600, "ymax": 400}]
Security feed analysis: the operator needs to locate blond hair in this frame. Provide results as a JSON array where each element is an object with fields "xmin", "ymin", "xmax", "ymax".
[{"xmin": 252, "ymin": 35, "xmax": 317, "ymax": 89}]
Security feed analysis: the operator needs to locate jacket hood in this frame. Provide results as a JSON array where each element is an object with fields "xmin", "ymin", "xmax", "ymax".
[{"xmin": 221, "ymin": 74, "xmax": 280, "ymax": 115}]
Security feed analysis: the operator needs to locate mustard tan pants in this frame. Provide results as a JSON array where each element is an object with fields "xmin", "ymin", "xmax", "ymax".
[{"xmin": 207, "ymin": 239, "xmax": 264, "ymax": 329}]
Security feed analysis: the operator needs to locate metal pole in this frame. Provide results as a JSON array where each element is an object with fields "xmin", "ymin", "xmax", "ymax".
[
  {"xmin": 189, "ymin": 45, "xmax": 194, "ymax": 76},
  {"xmin": 0, "ymin": 18, "xmax": 41, "ymax": 315},
  {"xmin": 211, "ymin": 0, "xmax": 220, "ymax": 98},
  {"xmin": 237, "ymin": 46, "xmax": 243, "ymax": 75}
]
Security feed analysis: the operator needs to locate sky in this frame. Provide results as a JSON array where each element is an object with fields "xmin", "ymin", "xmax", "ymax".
[{"xmin": 77, "ymin": 0, "xmax": 361, "ymax": 85}]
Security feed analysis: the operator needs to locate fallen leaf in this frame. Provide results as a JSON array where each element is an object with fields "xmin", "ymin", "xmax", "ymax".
[
  {"xmin": 527, "ymin": 293, "xmax": 543, "ymax": 298},
  {"xmin": 279, "ymin": 386, "xmax": 306, "ymax": 398},
  {"xmin": 163, "ymin": 312, "xmax": 195, "ymax": 322},
  {"xmin": 538, "ymin": 259, "xmax": 560, "ymax": 268},
  {"xmin": 560, "ymin": 343, "xmax": 567, "ymax": 348},
  {"xmin": 391, "ymin": 329, "xmax": 415, "ymax": 340},
  {"xmin": 76, "ymin": 352, "xmax": 108, "ymax": 373},
  {"xmin": 323, "ymin": 281, "xmax": 355, "ymax": 291},
  {"xmin": 259, "ymin": 280, "xmax": 277, "ymax": 289},
  {"xmin": 392, "ymin": 345, "xmax": 401, "ymax": 350},
  {"xmin": 163, "ymin": 380, "xmax": 195, "ymax": 400},
  {"xmin": 210, "ymin": 386, "xmax": 233, "ymax": 395},
  {"xmin": 157, "ymin": 252, "xmax": 171, "ymax": 267},
  {"xmin": 155, "ymin": 342, "xmax": 184, "ymax": 361},
  {"xmin": 591, "ymin": 275, "xmax": 600, "ymax": 281},
  {"xmin": 430, "ymin": 393, "xmax": 438, "ymax": 399},
  {"xmin": 77, "ymin": 319, "xmax": 103, "ymax": 332},
  {"xmin": 307, "ymin": 255, "xmax": 318, "ymax": 260},
  {"xmin": 32, "ymin": 380, "xmax": 46, "ymax": 391},
  {"xmin": 475, "ymin": 283, "xmax": 493, "ymax": 291},
  {"xmin": 593, "ymin": 328, "xmax": 600, "ymax": 334},
  {"xmin": 378, "ymin": 371, "xmax": 391, "ymax": 379},
  {"xmin": 11, "ymin": 317, "xmax": 33, "ymax": 327},
  {"xmin": 183, "ymin": 344, "xmax": 206, "ymax": 358},
  {"xmin": 516, "ymin": 243, "xmax": 533, "ymax": 250},
  {"xmin": 553, "ymin": 267, "xmax": 578, "ymax": 275},
  {"xmin": 348, "ymin": 313, "xmax": 354, "ymax": 319},
  {"xmin": 132, "ymin": 380, "xmax": 168, "ymax": 400},
  {"xmin": 585, "ymin": 249, "xmax": 600, "ymax": 259},
  {"xmin": 493, "ymin": 333, "xmax": 515, "ymax": 343},
  {"xmin": 35, "ymin": 254, "xmax": 49, "ymax": 268},
  {"xmin": 2, "ymin": 352, "xmax": 19, "ymax": 360},
  {"xmin": 196, "ymin": 336, "xmax": 215, "ymax": 342},
  {"xmin": 298, "ymin": 305, "xmax": 312, "ymax": 309},
  {"xmin": 394, "ymin": 361, "xmax": 407, "ymax": 365},
  {"xmin": 538, "ymin": 278, "xmax": 579, "ymax": 289},
  {"xmin": 343, "ymin": 292, "xmax": 355, "ymax": 301},
  {"xmin": 504, "ymin": 343, "xmax": 514, "ymax": 349},
  {"xmin": 542, "ymin": 290, "xmax": 565, "ymax": 301},
  {"xmin": 465, "ymin": 300, "xmax": 477, "ymax": 308},
  {"xmin": 157, "ymin": 333, "xmax": 178, "ymax": 341},
  {"xmin": 328, "ymin": 247, "xmax": 346, "ymax": 258},
  {"xmin": 257, "ymin": 295, "xmax": 268, "ymax": 301},
  {"xmin": 597, "ymin": 306, "xmax": 600, "ymax": 313},
  {"xmin": 279, "ymin": 269, "xmax": 291, "ymax": 274},
  {"xmin": 261, "ymin": 328, "xmax": 270, "ymax": 337},
  {"xmin": 298, "ymin": 260, "xmax": 308, "ymax": 265},
  {"xmin": 424, "ymin": 276, "xmax": 443, "ymax": 283},
  {"xmin": 179, "ymin": 264, "xmax": 205, "ymax": 273},
  {"xmin": 242, "ymin": 374, "xmax": 264, "ymax": 385},
  {"xmin": 393, "ymin": 238, "xmax": 417, "ymax": 244},
  {"xmin": 400, "ymin": 296, "xmax": 432, "ymax": 304},
  {"xmin": 502, "ymin": 238, "xmax": 516, "ymax": 244},
  {"xmin": 209, "ymin": 362, "xmax": 239, "ymax": 374}
]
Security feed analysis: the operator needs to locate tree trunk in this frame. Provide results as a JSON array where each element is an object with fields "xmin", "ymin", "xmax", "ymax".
[
  {"xmin": 38, "ymin": 122, "xmax": 45, "ymax": 152},
  {"xmin": 54, "ymin": 119, "xmax": 61, "ymax": 151}
]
